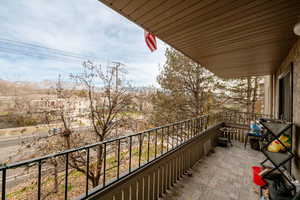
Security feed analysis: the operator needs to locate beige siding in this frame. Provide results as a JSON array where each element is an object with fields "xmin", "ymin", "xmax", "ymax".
[
  {"xmin": 274, "ymin": 39, "xmax": 300, "ymax": 179},
  {"xmin": 263, "ymin": 75, "xmax": 273, "ymax": 115}
]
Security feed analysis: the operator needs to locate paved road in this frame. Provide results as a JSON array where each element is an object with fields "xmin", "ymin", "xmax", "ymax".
[
  {"xmin": 0, "ymin": 134, "xmax": 46, "ymax": 148},
  {"xmin": 0, "ymin": 126, "xmax": 135, "ymax": 191},
  {"xmin": 0, "ymin": 126, "xmax": 92, "ymax": 148},
  {"xmin": 0, "ymin": 143, "xmax": 127, "ymax": 190},
  {"xmin": 0, "ymin": 126, "xmax": 92, "ymax": 168}
]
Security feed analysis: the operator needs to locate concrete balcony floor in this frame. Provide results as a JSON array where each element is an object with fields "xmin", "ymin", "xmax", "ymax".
[{"xmin": 162, "ymin": 143, "xmax": 264, "ymax": 200}]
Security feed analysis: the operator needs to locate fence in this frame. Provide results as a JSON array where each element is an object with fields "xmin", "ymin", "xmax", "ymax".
[
  {"xmin": 0, "ymin": 111, "xmax": 269, "ymax": 200},
  {"xmin": 220, "ymin": 110, "xmax": 273, "ymax": 143},
  {"xmin": 221, "ymin": 110, "xmax": 273, "ymax": 126},
  {"xmin": 0, "ymin": 114, "xmax": 213, "ymax": 200},
  {"xmin": 86, "ymin": 124, "xmax": 221, "ymax": 200}
]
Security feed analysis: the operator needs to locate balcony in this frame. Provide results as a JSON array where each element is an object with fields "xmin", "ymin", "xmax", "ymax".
[
  {"xmin": 161, "ymin": 144, "xmax": 264, "ymax": 200},
  {"xmin": 0, "ymin": 111, "xmax": 274, "ymax": 200}
]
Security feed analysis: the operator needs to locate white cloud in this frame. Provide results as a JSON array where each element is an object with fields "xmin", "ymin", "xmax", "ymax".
[{"xmin": 0, "ymin": 0, "xmax": 167, "ymax": 86}]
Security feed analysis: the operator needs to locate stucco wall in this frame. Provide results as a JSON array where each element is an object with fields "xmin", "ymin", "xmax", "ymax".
[{"xmin": 275, "ymin": 39, "xmax": 300, "ymax": 179}]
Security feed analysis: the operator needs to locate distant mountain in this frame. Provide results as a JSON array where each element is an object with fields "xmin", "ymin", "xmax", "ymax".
[
  {"xmin": 0, "ymin": 79, "xmax": 42, "ymax": 96},
  {"xmin": 0, "ymin": 79, "xmax": 157, "ymax": 96},
  {"xmin": 0, "ymin": 79, "xmax": 82, "ymax": 95}
]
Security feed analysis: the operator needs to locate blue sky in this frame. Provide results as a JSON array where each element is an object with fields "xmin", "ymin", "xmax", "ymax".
[{"xmin": 0, "ymin": 0, "xmax": 167, "ymax": 87}]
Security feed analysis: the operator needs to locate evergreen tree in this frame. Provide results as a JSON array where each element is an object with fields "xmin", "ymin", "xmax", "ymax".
[
  {"xmin": 151, "ymin": 48, "xmax": 264, "ymax": 126},
  {"xmin": 226, "ymin": 76, "xmax": 263, "ymax": 113},
  {"xmin": 151, "ymin": 48, "xmax": 221, "ymax": 125}
]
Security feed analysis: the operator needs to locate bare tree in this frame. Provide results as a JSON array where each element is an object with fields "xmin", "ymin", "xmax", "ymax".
[
  {"xmin": 13, "ymin": 79, "xmax": 85, "ymax": 199},
  {"xmin": 70, "ymin": 61, "xmax": 132, "ymax": 187},
  {"xmin": 10, "ymin": 61, "xmax": 133, "ymax": 200}
]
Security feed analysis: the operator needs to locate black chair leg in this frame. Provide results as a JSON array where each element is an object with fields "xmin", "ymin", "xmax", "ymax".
[
  {"xmin": 260, "ymin": 187, "xmax": 263, "ymax": 198},
  {"xmin": 244, "ymin": 134, "xmax": 248, "ymax": 149},
  {"xmin": 229, "ymin": 137, "xmax": 233, "ymax": 146}
]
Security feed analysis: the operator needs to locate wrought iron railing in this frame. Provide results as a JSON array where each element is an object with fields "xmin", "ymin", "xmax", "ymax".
[
  {"xmin": 0, "ymin": 114, "xmax": 218, "ymax": 200},
  {"xmin": 221, "ymin": 110, "xmax": 273, "ymax": 126},
  {"xmin": 220, "ymin": 110, "xmax": 273, "ymax": 143},
  {"xmin": 0, "ymin": 111, "xmax": 270, "ymax": 200}
]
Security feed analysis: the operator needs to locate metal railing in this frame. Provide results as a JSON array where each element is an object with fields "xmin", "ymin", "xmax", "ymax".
[
  {"xmin": 220, "ymin": 110, "xmax": 273, "ymax": 143},
  {"xmin": 0, "ymin": 113, "xmax": 218, "ymax": 200},
  {"xmin": 221, "ymin": 110, "xmax": 273, "ymax": 126},
  {"xmin": 87, "ymin": 122, "xmax": 222, "ymax": 200},
  {"xmin": 0, "ymin": 111, "xmax": 270, "ymax": 200}
]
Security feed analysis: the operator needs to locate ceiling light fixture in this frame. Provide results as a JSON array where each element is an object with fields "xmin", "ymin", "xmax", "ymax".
[{"xmin": 294, "ymin": 19, "xmax": 300, "ymax": 36}]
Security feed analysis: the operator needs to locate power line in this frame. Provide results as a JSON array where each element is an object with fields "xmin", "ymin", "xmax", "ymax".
[
  {"xmin": 0, "ymin": 37, "xmax": 101, "ymax": 60},
  {"xmin": 0, "ymin": 38, "xmax": 86, "ymax": 58},
  {"xmin": 0, "ymin": 37, "xmax": 138, "ymax": 72},
  {"xmin": 0, "ymin": 46, "xmax": 81, "ymax": 63},
  {"xmin": 0, "ymin": 38, "xmax": 88, "ymax": 56},
  {"xmin": 0, "ymin": 37, "xmax": 103, "ymax": 63}
]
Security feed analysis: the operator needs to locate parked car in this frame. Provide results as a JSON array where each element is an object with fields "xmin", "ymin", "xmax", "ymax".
[{"xmin": 48, "ymin": 128, "xmax": 61, "ymax": 136}]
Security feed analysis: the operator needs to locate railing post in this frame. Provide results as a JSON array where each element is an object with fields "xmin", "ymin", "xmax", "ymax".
[
  {"xmin": 129, "ymin": 137, "xmax": 132, "ymax": 173},
  {"xmin": 37, "ymin": 161, "xmax": 42, "ymax": 200},
  {"xmin": 176, "ymin": 124, "xmax": 179, "ymax": 146},
  {"xmin": 138, "ymin": 134, "xmax": 142, "ymax": 167},
  {"xmin": 201, "ymin": 117, "xmax": 204, "ymax": 131},
  {"xmin": 185, "ymin": 121, "xmax": 187, "ymax": 140},
  {"xmin": 180, "ymin": 123, "xmax": 183, "ymax": 142},
  {"xmin": 2, "ymin": 169, "xmax": 6, "ymax": 200},
  {"xmin": 103, "ymin": 143, "xmax": 107, "ymax": 186},
  {"xmin": 85, "ymin": 148, "xmax": 90, "ymax": 197},
  {"xmin": 161, "ymin": 128, "xmax": 164, "ymax": 155},
  {"xmin": 172, "ymin": 125, "xmax": 174, "ymax": 149},
  {"xmin": 188, "ymin": 120, "xmax": 191, "ymax": 138},
  {"xmin": 190, "ymin": 120, "xmax": 192, "ymax": 137},
  {"xmin": 155, "ymin": 129, "xmax": 158, "ymax": 158},
  {"xmin": 167, "ymin": 126, "xmax": 170, "ymax": 151},
  {"xmin": 235, "ymin": 111, "xmax": 237, "ymax": 124},
  {"xmin": 64, "ymin": 153, "xmax": 69, "ymax": 200},
  {"xmin": 147, "ymin": 131, "xmax": 150, "ymax": 162},
  {"xmin": 195, "ymin": 119, "xmax": 198, "ymax": 135},
  {"xmin": 117, "ymin": 139, "xmax": 121, "ymax": 179},
  {"xmin": 192, "ymin": 119, "xmax": 195, "ymax": 136}
]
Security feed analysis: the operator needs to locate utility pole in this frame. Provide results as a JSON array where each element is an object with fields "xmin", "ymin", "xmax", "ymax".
[
  {"xmin": 111, "ymin": 61, "xmax": 125, "ymax": 91},
  {"xmin": 56, "ymin": 74, "xmax": 63, "ymax": 98},
  {"xmin": 111, "ymin": 61, "xmax": 125, "ymax": 148}
]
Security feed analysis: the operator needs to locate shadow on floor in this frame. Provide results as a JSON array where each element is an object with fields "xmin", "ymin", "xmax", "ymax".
[{"xmin": 161, "ymin": 143, "xmax": 264, "ymax": 200}]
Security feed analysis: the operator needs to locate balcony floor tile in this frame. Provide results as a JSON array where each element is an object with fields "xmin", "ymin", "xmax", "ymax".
[{"xmin": 162, "ymin": 143, "xmax": 264, "ymax": 200}]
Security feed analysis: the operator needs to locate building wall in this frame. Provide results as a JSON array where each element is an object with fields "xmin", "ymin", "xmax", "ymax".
[
  {"xmin": 274, "ymin": 39, "xmax": 300, "ymax": 179},
  {"xmin": 263, "ymin": 75, "xmax": 273, "ymax": 115}
]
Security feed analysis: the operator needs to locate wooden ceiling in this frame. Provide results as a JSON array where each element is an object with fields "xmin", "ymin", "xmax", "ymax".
[{"xmin": 98, "ymin": 0, "xmax": 300, "ymax": 78}]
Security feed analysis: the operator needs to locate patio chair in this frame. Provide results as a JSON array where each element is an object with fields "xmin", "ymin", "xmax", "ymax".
[
  {"xmin": 244, "ymin": 121, "xmax": 263, "ymax": 150},
  {"xmin": 218, "ymin": 127, "xmax": 233, "ymax": 147}
]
